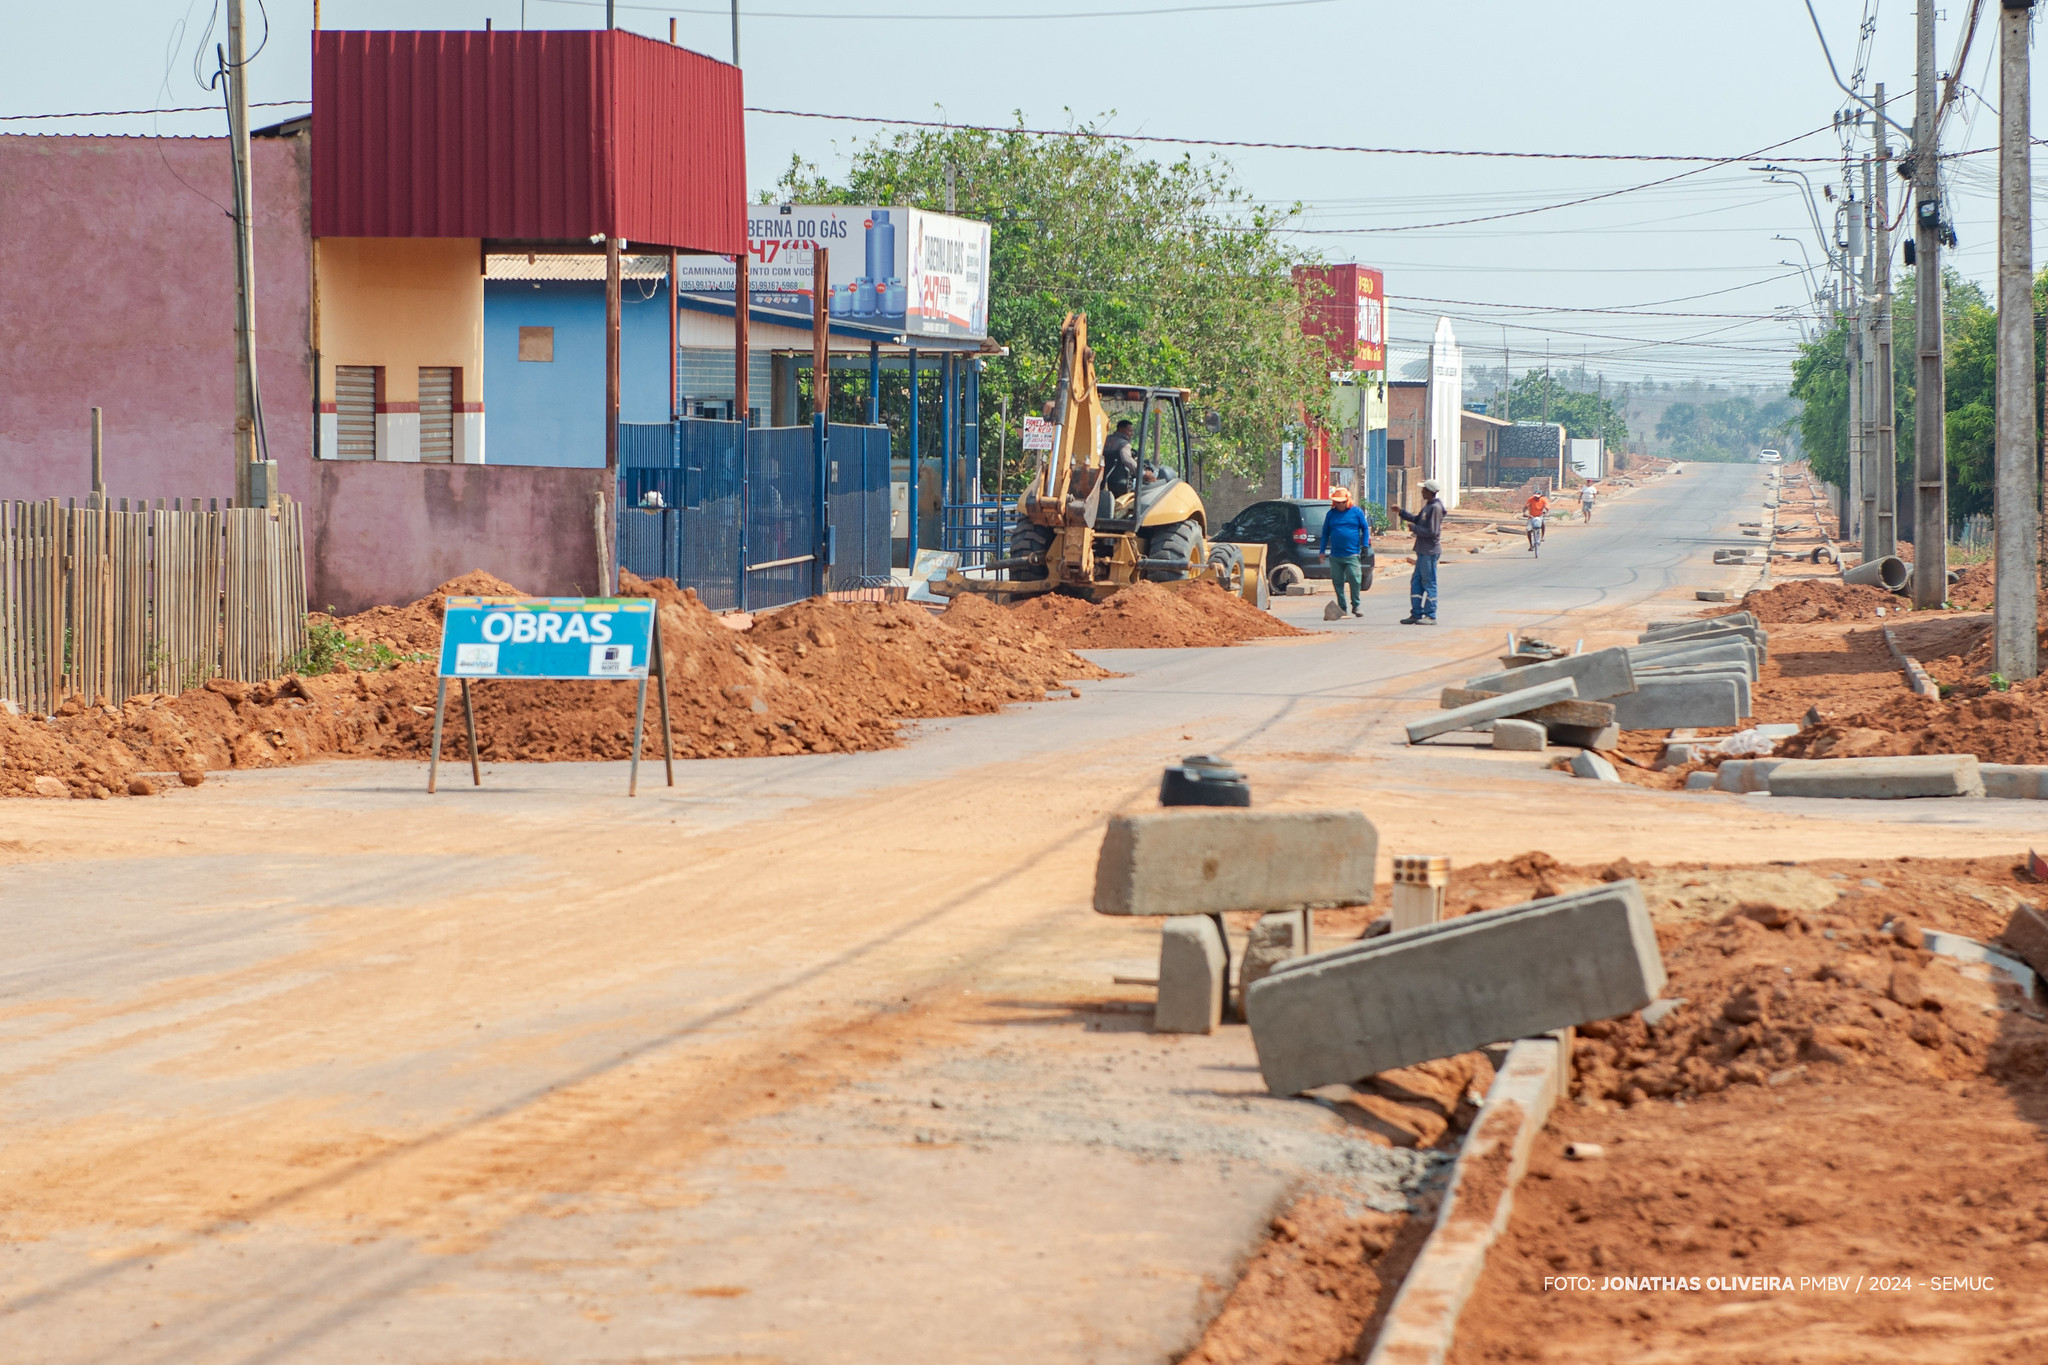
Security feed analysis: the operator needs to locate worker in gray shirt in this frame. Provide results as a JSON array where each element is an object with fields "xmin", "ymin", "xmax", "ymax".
[{"xmin": 1394, "ymin": 478, "xmax": 1446, "ymax": 624}]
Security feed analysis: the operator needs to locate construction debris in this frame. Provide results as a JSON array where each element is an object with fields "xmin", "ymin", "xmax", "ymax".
[
  {"xmin": 1155, "ymin": 915, "xmax": 1229, "ymax": 1034},
  {"xmin": 1092, "ymin": 809, "xmax": 1378, "ymax": 915}
]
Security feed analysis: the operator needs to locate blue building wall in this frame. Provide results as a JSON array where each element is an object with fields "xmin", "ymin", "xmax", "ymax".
[{"xmin": 483, "ymin": 281, "xmax": 674, "ymax": 467}]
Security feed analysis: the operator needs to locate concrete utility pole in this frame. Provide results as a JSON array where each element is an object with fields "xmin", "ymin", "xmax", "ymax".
[
  {"xmin": 1846, "ymin": 181, "xmax": 1865, "ymax": 547},
  {"xmin": 1873, "ymin": 85, "xmax": 1899, "ymax": 558},
  {"xmin": 1912, "ymin": 0, "xmax": 1949, "ymax": 608},
  {"xmin": 1860, "ymin": 154, "xmax": 1880, "ymax": 551},
  {"xmin": 1995, "ymin": 0, "xmax": 2040, "ymax": 677},
  {"xmin": 226, "ymin": 0, "xmax": 259, "ymax": 507}
]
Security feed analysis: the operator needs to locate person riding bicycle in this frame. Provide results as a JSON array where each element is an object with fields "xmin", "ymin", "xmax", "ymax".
[
  {"xmin": 1524, "ymin": 489, "xmax": 1550, "ymax": 556},
  {"xmin": 1579, "ymin": 481, "xmax": 1598, "ymax": 526}
]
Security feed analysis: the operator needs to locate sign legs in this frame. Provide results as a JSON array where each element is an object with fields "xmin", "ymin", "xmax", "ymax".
[
  {"xmin": 461, "ymin": 678, "xmax": 482, "ymax": 786},
  {"xmin": 428, "ymin": 678, "xmax": 447, "ymax": 794}
]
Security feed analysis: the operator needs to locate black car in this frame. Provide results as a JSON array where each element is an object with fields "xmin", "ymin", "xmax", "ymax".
[{"xmin": 1214, "ymin": 498, "xmax": 1375, "ymax": 594}]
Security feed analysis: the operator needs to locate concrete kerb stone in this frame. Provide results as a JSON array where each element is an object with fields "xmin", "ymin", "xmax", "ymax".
[
  {"xmin": 1766, "ymin": 754, "xmax": 1984, "ymax": 799},
  {"xmin": 1238, "ymin": 910, "xmax": 1310, "ymax": 1014},
  {"xmin": 1362, "ymin": 1036, "xmax": 1564, "ymax": 1365},
  {"xmin": 1406, "ymin": 678, "xmax": 1579, "ymax": 744},
  {"xmin": 1648, "ymin": 613, "xmax": 1757, "ymax": 632},
  {"xmin": 1547, "ymin": 720, "xmax": 1620, "ymax": 750},
  {"xmin": 1245, "ymin": 881, "xmax": 1665, "ymax": 1095},
  {"xmin": 1092, "ymin": 809, "xmax": 1379, "ymax": 916},
  {"xmin": 1978, "ymin": 765, "xmax": 2048, "ymax": 800},
  {"xmin": 1998, "ymin": 903, "xmax": 2048, "ymax": 982},
  {"xmin": 1570, "ymin": 751, "xmax": 1620, "ymax": 782},
  {"xmin": 1918, "ymin": 928, "xmax": 2038, "ymax": 996},
  {"xmin": 1610, "ymin": 676, "xmax": 1744, "ymax": 730},
  {"xmin": 1629, "ymin": 640, "xmax": 1758, "ymax": 677},
  {"xmin": 1630, "ymin": 666, "xmax": 1751, "ymax": 716},
  {"xmin": 1713, "ymin": 759, "xmax": 1783, "ymax": 793},
  {"xmin": 1491, "ymin": 718, "xmax": 1546, "ymax": 751},
  {"xmin": 1462, "ymin": 647, "xmax": 1636, "ymax": 704},
  {"xmin": 1155, "ymin": 915, "xmax": 1227, "ymax": 1034}
]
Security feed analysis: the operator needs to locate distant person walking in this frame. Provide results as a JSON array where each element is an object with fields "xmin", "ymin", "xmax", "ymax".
[
  {"xmin": 1318, "ymin": 484, "xmax": 1372, "ymax": 618},
  {"xmin": 1524, "ymin": 489, "xmax": 1550, "ymax": 556},
  {"xmin": 1395, "ymin": 479, "xmax": 1446, "ymax": 625},
  {"xmin": 1579, "ymin": 481, "xmax": 1598, "ymax": 525}
]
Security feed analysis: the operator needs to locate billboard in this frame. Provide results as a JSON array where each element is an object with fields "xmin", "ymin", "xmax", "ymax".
[
  {"xmin": 673, "ymin": 205, "xmax": 990, "ymax": 340},
  {"xmin": 1293, "ymin": 263, "xmax": 1387, "ymax": 373}
]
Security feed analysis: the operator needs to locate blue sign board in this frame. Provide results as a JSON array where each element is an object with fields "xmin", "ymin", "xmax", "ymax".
[{"xmin": 436, "ymin": 598, "xmax": 657, "ymax": 680}]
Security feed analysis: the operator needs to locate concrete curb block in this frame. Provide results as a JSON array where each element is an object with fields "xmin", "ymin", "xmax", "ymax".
[
  {"xmin": 1918, "ymin": 928, "xmax": 2037, "ymax": 995},
  {"xmin": 1880, "ymin": 625, "xmax": 1941, "ymax": 698},
  {"xmin": 1363, "ymin": 1037, "xmax": 1564, "ymax": 1365}
]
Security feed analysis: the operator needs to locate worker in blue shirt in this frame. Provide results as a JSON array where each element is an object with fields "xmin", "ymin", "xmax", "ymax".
[{"xmin": 1318, "ymin": 484, "xmax": 1373, "ymax": 618}]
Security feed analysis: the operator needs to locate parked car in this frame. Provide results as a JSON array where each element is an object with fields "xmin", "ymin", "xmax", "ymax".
[
  {"xmin": 1757, "ymin": 447, "xmax": 1782, "ymax": 464},
  {"xmin": 1213, "ymin": 497, "xmax": 1375, "ymax": 595}
]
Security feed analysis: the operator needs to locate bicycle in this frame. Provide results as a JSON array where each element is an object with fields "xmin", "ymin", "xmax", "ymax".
[{"xmin": 1526, "ymin": 515, "xmax": 1546, "ymax": 556}]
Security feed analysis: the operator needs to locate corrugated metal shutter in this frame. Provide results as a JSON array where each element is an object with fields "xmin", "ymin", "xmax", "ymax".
[
  {"xmin": 419, "ymin": 367, "xmax": 455, "ymax": 463},
  {"xmin": 336, "ymin": 366, "xmax": 377, "ymax": 461}
]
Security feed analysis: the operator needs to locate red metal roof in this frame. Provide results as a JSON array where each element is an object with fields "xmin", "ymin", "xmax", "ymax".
[{"xmin": 312, "ymin": 29, "xmax": 743, "ymax": 254}]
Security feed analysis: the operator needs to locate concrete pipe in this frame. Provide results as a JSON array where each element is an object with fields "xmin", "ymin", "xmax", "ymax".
[
  {"xmin": 1898, "ymin": 565, "xmax": 1962, "ymax": 596},
  {"xmin": 1841, "ymin": 556, "xmax": 1909, "ymax": 592}
]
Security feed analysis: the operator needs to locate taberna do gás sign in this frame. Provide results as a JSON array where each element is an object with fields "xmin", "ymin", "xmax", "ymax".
[{"xmin": 436, "ymin": 597, "xmax": 657, "ymax": 680}]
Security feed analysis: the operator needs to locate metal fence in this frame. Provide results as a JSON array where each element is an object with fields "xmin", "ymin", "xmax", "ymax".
[
  {"xmin": 619, "ymin": 418, "xmax": 891, "ymax": 612},
  {"xmin": 2, "ymin": 498, "xmax": 307, "ymax": 715}
]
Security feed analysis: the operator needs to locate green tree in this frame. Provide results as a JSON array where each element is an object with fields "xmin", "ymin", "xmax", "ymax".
[
  {"xmin": 1655, "ymin": 395, "xmax": 1798, "ymax": 462},
  {"xmin": 1502, "ymin": 370, "xmax": 1629, "ymax": 448},
  {"xmin": 772, "ymin": 116, "xmax": 1330, "ymax": 483}
]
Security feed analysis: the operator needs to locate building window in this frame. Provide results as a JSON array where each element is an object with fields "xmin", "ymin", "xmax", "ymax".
[
  {"xmin": 335, "ymin": 365, "xmax": 379, "ymax": 461},
  {"xmin": 518, "ymin": 326, "xmax": 554, "ymax": 362},
  {"xmin": 419, "ymin": 366, "xmax": 456, "ymax": 463},
  {"xmin": 1387, "ymin": 438, "xmax": 1406, "ymax": 466}
]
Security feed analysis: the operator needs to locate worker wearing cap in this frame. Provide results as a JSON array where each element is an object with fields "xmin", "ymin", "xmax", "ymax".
[
  {"xmin": 1394, "ymin": 479, "xmax": 1446, "ymax": 625},
  {"xmin": 1318, "ymin": 485, "xmax": 1372, "ymax": 618}
]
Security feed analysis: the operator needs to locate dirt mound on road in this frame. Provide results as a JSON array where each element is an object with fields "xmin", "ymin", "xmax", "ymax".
[
  {"xmin": 1727, "ymin": 578, "xmax": 1899, "ymax": 623},
  {"xmin": 2, "ymin": 572, "xmax": 1110, "ymax": 799},
  {"xmin": 312, "ymin": 569, "xmax": 521, "ymax": 654},
  {"xmin": 1004, "ymin": 580, "xmax": 1303, "ymax": 649}
]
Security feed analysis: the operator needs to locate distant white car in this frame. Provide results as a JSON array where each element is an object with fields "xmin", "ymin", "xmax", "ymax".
[{"xmin": 1758, "ymin": 448, "xmax": 1782, "ymax": 464}]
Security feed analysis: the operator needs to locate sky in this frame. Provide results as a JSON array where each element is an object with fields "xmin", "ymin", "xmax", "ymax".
[{"xmin": 6, "ymin": 0, "xmax": 2039, "ymax": 396}]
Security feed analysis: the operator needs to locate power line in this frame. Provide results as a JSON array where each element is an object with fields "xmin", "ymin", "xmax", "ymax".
[
  {"xmin": 0, "ymin": 98, "xmax": 304, "ymax": 122},
  {"xmin": 544, "ymin": 0, "xmax": 1338, "ymax": 15}
]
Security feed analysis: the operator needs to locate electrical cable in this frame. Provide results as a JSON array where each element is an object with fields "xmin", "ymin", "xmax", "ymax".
[
  {"xmin": 539, "ymin": 0, "xmax": 1339, "ymax": 18},
  {"xmin": 0, "ymin": 99, "xmax": 305, "ymax": 122}
]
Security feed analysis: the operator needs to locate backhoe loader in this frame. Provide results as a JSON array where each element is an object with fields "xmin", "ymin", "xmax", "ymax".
[{"xmin": 934, "ymin": 313, "xmax": 1261, "ymax": 602}]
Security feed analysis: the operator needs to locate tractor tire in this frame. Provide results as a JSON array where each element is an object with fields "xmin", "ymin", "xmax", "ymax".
[
  {"xmin": 1006, "ymin": 522, "xmax": 1055, "ymax": 581},
  {"xmin": 1205, "ymin": 542, "xmax": 1244, "ymax": 594},
  {"xmin": 1142, "ymin": 519, "xmax": 1204, "ymax": 582}
]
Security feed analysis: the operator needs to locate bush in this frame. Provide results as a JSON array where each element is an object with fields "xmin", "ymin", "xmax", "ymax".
[{"xmin": 285, "ymin": 618, "xmax": 427, "ymax": 676}]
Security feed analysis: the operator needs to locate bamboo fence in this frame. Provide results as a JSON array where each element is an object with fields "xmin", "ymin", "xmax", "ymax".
[{"xmin": 0, "ymin": 497, "xmax": 306, "ymax": 715}]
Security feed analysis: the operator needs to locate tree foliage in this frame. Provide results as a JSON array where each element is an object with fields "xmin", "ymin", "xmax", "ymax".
[
  {"xmin": 772, "ymin": 116, "xmax": 1330, "ymax": 482},
  {"xmin": 1654, "ymin": 395, "xmax": 1798, "ymax": 463},
  {"xmin": 1501, "ymin": 370, "xmax": 1629, "ymax": 449}
]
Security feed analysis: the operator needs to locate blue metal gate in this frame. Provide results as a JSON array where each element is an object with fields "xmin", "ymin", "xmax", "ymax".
[{"xmin": 620, "ymin": 418, "xmax": 892, "ymax": 613}]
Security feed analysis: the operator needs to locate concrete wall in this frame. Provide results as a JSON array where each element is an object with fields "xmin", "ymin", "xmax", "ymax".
[
  {"xmin": 0, "ymin": 135, "xmax": 313, "ymax": 504},
  {"xmin": 317, "ymin": 236, "xmax": 486, "ymax": 456},
  {"xmin": 310, "ymin": 461, "xmax": 608, "ymax": 614}
]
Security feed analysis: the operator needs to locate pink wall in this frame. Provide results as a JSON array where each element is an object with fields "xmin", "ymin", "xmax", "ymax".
[
  {"xmin": 0, "ymin": 135, "xmax": 314, "ymax": 505},
  {"xmin": 310, "ymin": 462, "xmax": 608, "ymax": 615}
]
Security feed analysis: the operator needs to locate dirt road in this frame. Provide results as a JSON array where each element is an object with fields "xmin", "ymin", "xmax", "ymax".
[{"xmin": 7, "ymin": 464, "xmax": 2047, "ymax": 1363}]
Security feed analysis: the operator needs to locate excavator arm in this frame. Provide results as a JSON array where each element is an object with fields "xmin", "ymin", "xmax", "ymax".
[{"xmin": 1020, "ymin": 313, "xmax": 1107, "ymax": 533}]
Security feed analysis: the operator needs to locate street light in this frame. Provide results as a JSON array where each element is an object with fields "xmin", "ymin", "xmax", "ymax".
[
  {"xmin": 1773, "ymin": 237, "xmax": 1830, "ymax": 320},
  {"xmin": 1753, "ymin": 164, "xmax": 1847, "ymax": 271}
]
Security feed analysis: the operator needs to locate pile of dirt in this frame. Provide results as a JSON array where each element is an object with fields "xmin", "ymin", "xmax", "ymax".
[
  {"xmin": 1950, "ymin": 559, "xmax": 1996, "ymax": 609},
  {"xmin": 1003, "ymin": 579, "xmax": 1303, "ymax": 649},
  {"xmin": 309, "ymin": 568, "xmax": 520, "ymax": 654},
  {"xmin": 1, "ymin": 571, "xmax": 1110, "ymax": 799},
  {"xmin": 1778, "ymin": 678, "xmax": 2048, "ymax": 763},
  {"xmin": 1724, "ymin": 578, "xmax": 1900, "ymax": 623}
]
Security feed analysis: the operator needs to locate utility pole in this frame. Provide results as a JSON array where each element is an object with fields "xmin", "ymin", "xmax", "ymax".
[
  {"xmin": 226, "ymin": 0, "xmax": 259, "ymax": 507},
  {"xmin": 731, "ymin": 0, "xmax": 741, "ymax": 64},
  {"xmin": 1873, "ymin": 84, "xmax": 1899, "ymax": 558},
  {"xmin": 1912, "ymin": 0, "xmax": 1949, "ymax": 608},
  {"xmin": 1846, "ymin": 179, "xmax": 1865, "ymax": 547},
  {"xmin": 1861, "ymin": 152, "xmax": 1880, "ymax": 551},
  {"xmin": 1996, "ymin": 0, "xmax": 2039, "ymax": 676},
  {"xmin": 1501, "ymin": 333, "xmax": 1511, "ymax": 421}
]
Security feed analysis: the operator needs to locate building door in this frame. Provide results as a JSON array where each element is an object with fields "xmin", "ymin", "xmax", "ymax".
[
  {"xmin": 419, "ymin": 367, "xmax": 456, "ymax": 463},
  {"xmin": 335, "ymin": 365, "xmax": 378, "ymax": 461}
]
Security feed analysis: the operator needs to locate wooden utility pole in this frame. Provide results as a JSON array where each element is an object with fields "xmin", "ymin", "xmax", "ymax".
[
  {"xmin": 1912, "ymin": 0, "xmax": 1949, "ymax": 607},
  {"xmin": 1996, "ymin": 0, "xmax": 2040, "ymax": 676},
  {"xmin": 1873, "ymin": 85, "xmax": 1899, "ymax": 559},
  {"xmin": 226, "ymin": 0, "xmax": 259, "ymax": 507}
]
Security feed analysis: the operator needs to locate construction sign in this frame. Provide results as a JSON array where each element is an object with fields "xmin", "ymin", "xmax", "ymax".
[{"xmin": 437, "ymin": 598, "xmax": 656, "ymax": 680}]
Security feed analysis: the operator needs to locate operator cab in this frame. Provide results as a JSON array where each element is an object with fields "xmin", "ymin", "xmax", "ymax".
[{"xmin": 1097, "ymin": 383, "xmax": 1193, "ymax": 532}]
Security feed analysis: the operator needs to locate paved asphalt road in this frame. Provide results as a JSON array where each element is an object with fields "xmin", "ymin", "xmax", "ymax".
[{"xmin": 7, "ymin": 462, "xmax": 2042, "ymax": 1365}]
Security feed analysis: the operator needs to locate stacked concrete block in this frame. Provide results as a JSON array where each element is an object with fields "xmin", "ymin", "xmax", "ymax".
[
  {"xmin": 1570, "ymin": 751, "xmax": 1621, "ymax": 782},
  {"xmin": 1406, "ymin": 678, "xmax": 1579, "ymax": 744},
  {"xmin": 1491, "ymin": 718, "xmax": 1546, "ymax": 751},
  {"xmin": 1156, "ymin": 915, "xmax": 1228, "ymax": 1033},
  {"xmin": 1245, "ymin": 881, "xmax": 1667, "ymax": 1095},
  {"xmin": 1240, "ymin": 909, "xmax": 1311, "ymax": 1000},
  {"xmin": 1548, "ymin": 721, "xmax": 1621, "ymax": 750},
  {"xmin": 1766, "ymin": 754, "xmax": 1984, "ymax": 799},
  {"xmin": 1610, "ymin": 677, "xmax": 1744, "ymax": 729},
  {"xmin": 1464, "ymin": 648, "xmax": 1636, "ymax": 703},
  {"xmin": 2000, "ymin": 903, "xmax": 2048, "ymax": 981},
  {"xmin": 1712, "ymin": 759, "xmax": 1781, "ymax": 793},
  {"xmin": 1093, "ymin": 809, "xmax": 1378, "ymax": 915}
]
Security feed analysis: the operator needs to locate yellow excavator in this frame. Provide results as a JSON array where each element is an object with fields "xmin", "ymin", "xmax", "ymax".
[{"xmin": 934, "ymin": 313, "xmax": 1259, "ymax": 602}]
